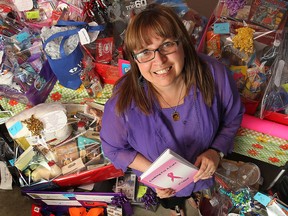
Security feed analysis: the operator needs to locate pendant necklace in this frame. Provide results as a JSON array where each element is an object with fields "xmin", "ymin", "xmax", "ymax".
[{"xmin": 159, "ymin": 83, "xmax": 185, "ymax": 121}]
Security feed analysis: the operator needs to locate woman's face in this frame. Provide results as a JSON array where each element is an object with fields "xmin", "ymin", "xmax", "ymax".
[{"xmin": 134, "ymin": 36, "xmax": 185, "ymax": 89}]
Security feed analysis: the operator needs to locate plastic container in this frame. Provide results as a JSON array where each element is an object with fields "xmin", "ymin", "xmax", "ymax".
[{"xmin": 237, "ymin": 162, "xmax": 261, "ymax": 186}]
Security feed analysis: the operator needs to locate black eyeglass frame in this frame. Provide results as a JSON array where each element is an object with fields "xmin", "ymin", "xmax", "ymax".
[{"xmin": 133, "ymin": 40, "xmax": 180, "ymax": 63}]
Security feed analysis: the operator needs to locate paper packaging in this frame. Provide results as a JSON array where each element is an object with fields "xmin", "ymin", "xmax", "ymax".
[{"xmin": 5, "ymin": 103, "xmax": 72, "ymax": 148}]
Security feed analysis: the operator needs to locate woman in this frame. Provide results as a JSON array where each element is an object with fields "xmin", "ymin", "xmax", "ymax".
[{"xmin": 100, "ymin": 3, "xmax": 244, "ymax": 215}]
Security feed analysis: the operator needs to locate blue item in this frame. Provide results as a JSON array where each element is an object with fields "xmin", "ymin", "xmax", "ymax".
[{"xmin": 43, "ymin": 21, "xmax": 105, "ymax": 90}]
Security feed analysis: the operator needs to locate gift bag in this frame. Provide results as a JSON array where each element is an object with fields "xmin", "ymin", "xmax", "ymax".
[{"xmin": 42, "ymin": 21, "xmax": 105, "ymax": 90}]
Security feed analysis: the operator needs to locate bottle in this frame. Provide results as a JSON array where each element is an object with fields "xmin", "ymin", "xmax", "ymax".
[{"xmin": 47, "ymin": 161, "xmax": 62, "ymax": 179}]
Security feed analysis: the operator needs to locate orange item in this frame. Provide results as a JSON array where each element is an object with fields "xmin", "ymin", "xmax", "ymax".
[
  {"xmin": 206, "ymin": 31, "xmax": 221, "ymax": 59},
  {"xmin": 69, "ymin": 207, "xmax": 87, "ymax": 216},
  {"xmin": 86, "ymin": 208, "xmax": 105, "ymax": 216}
]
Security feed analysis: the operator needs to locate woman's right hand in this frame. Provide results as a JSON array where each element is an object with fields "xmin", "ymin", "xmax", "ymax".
[{"xmin": 155, "ymin": 188, "xmax": 176, "ymax": 199}]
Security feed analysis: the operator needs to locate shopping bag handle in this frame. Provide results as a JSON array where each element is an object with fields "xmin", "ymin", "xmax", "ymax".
[
  {"xmin": 43, "ymin": 22, "xmax": 105, "ymax": 58},
  {"xmin": 56, "ymin": 20, "xmax": 106, "ymax": 33}
]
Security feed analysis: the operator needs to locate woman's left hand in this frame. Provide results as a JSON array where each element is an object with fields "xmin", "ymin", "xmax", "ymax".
[{"xmin": 193, "ymin": 149, "xmax": 221, "ymax": 183}]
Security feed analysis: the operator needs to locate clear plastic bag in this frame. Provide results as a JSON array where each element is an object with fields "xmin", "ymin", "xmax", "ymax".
[{"xmin": 260, "ymin": 29, "xmax": 288, "ymax": 121}]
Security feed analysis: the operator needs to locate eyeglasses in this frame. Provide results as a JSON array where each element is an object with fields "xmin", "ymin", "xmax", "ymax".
[{"xmin": 133, "ymin": 40, "xmax": 179, "ymax": 63}]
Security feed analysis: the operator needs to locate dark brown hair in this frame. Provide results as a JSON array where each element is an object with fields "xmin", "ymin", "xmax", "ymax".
[{"xmin": 113, "ymin": 3, "xmax": 214, "ymax": 115}]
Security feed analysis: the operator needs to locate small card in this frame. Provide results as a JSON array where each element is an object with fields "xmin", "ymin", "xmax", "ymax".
[
  {"xmin": 25, "ymin": 10, "xmax": 40, "ymax": 20},
  {"xmin": 254, "ymin": 192, "xmax": 271, "ymax": 206},
  {"xmin": 61, "ymin": 157, "xmax": 85, "ymax": 175},
  {"xmin": 78, "ymin": 28, "xmax": 91, "ymax": 45},
  {"xmin": 8, "ymin": 121, "xmax": 23, "ymax": 137},
  {"xmin": 136, "ymin": 185, "xmax": 147, "ymax": 198},
  {"xmin": 214, "ymin": 23, "xmax": 230, "ymax": 34}
]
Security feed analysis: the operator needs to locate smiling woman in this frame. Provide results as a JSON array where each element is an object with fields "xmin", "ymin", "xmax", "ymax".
[{"xmin": 100, "ymin": 3, "xmax": 245, "ymax": 216}]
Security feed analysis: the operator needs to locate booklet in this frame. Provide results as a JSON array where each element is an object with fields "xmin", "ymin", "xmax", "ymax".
[{"xmin": 139, "ymin": 149, "xmax": 198, "ymax": 192}]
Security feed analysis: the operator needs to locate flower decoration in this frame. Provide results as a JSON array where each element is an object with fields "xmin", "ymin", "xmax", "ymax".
[
  {"xmin": 268, "ymin": 157, "xmax": 280, "ymax": 163},
  {"xmin": 256, "ymin": 136, "xmax": 268, "ymax": 143},
  {"xmin": 247, "ymin": 149, "xmax": 258, "ymax": 156},
  {"xmin": 275, "ymin": 150, "xmax": 285, "ymax": 156},
  {"xmin": 50, "ymin": 92, "xmax": 62, "ymax": 101},
  {"xmin": 252, "ymin": 143, "xmax": 264, "ymax": 149},
  {"xmin": 8, "ymin": 99, "xmax": 18, "ymax": 106},
  {"xmin": 280, "ymin": 144, "xmax": 288, "ymax": 150}
]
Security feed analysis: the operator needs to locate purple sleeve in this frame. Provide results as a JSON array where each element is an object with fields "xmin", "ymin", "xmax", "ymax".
[
  {"xmin": 208, "ymin": 58, "xmax": 245, "ymax": 154},
  {"xmin": 100, "ymin": 98, "xmax": 138, "ymax": 171}
]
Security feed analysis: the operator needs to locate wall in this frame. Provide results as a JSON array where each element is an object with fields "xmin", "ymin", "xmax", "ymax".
[{"xmin": 186, "ymin": 0, "xmax": 219, "ymax": 17}]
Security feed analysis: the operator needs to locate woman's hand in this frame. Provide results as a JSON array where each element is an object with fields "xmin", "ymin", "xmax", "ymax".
[
  {"xmin": 193, "ymin": 149, "xmax": 221, "ymax": 183},
  {"xmin": 155, "ymin": 188, "xmax": 176, "ymax": 199}
]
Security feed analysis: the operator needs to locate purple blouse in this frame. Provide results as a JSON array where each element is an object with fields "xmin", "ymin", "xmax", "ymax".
[{"xmin": 100, "ymin": 54, "xmax": 245, "ymax": 197}]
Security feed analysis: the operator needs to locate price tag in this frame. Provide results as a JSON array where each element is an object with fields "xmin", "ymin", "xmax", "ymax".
[
  {"xmin": 8, "ymin": 121, "xmax": 23, "ymax": 137},
  {"xmin": 63, "ymin": 194, "xmax": 75, "ymax": 198},
  {"xmin": 16, "ymin": 32, "xmax": 30, "ymax": 43},
  {"xmin": 78, "ymin": 28, "xmax": 91, "ymax": 45},
  {"xmin": 214, "ymin": 23, "xmax": 230, "ymax": 34},
  {"xmin": 25, "ymin": 10, "xmax": 40, "ymax": 20},
  {"xmin": 254, "ymin": 192, "xmax": 271, "ymax": 206},
  {"xmin": 136, "ymin": 185, "xmax": 147, "ymax": 198}
]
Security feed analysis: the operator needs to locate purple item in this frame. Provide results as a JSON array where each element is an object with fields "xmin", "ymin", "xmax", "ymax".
[
  {"xmin": 141, "ymin": 188, "xmax": 158, "ymax": 209},
  {"xmin": 0, "ymin": 61, "xmax": 57, "ymax": 105},
  {"xmin": 100, "ymin": 54, "xmax": 245, "ymax": 197},
  {"xmin": 111, "ymin": 193, "xmax": 134, "ymax": 215},
  {"xmin": 226, "ymin": 0, "xmax": 246, "ymax": 17}
]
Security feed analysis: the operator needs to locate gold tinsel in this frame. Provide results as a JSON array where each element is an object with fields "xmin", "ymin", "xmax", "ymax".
[
  {"xmin": 22, "ymin": 115, "xmax": 44, "ymax": 137},
  {"xmin": 232, "ymin": 27, "xmax": 255, "ymax": 55}
]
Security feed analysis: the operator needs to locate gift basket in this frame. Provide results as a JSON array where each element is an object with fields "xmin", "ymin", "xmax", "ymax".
[
  {"xmin": 4, "ymin": 102, "xmax": 123, "ymax": 191},
  {"xmin": 198, "ymin": 0, "xmax": 288, "ymax": 115},
  {"xmin": 260, "ymin": 28, "xmax": 288, "ymax": 125}
]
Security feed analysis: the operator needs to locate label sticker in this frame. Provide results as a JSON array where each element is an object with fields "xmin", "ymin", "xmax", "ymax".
[
  {"xmin": 8, "ymin": 121, "xmax": 23, "ymax": 137},
  {"xmin": 214, "ymin": 23, "xmax": 230, "ymax": 34}
]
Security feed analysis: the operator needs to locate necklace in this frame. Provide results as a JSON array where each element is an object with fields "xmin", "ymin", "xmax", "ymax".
[{"xmin": 159, "ymin": 83, "xmax": 185, "ymax": 121}]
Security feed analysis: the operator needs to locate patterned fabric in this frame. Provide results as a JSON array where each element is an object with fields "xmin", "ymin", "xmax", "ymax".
[
  {"xmin": 0, "ymin": 82, "xmax": 113, "ymax": 114},
  {"xmin": 234, "ymin": 127, "xmax": 288, "ymax": 167}
]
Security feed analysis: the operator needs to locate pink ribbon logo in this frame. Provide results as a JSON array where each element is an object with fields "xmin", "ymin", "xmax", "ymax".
[{"xmin": 167, "ymin": 172, "xmax": 182, "ymax": 182}]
